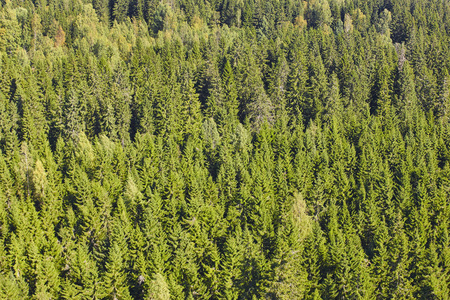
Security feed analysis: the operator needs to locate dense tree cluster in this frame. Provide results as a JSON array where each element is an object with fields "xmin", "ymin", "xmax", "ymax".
[{"xmin": 1, "ymin": 0, "xmax": 450, "ymax": 298}]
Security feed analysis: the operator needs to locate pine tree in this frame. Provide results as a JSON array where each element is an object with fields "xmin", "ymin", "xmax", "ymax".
[
  {"xmin": 386, "ymin": 215, "xmax": 416, "ymax": 299},
  {"xmin": 179, "ymin": 69, "xmax": 203, "ymax": 141},
  {"xmin": 437, "ymin": 70, "xmax": 450, "ymax": 121},
  {"xmin": 61, "ymin": 242, "xmax": 103, "ymax": 299},
  {"xmin": 235, "ymin": 43, "xmax": 273, "ymax": 130},
  {"xmin": 396, "ymin": 59, "xmax": 418, "ymax": 126},
  {"xmin": 324, "ymin": 72, "xmax": 343, "ymax": 122},
  {"xmin": 268, "ymin": 192, "xmax": 312, "ymax": 299},
  {"xmin": 147, "ymin": 273, "xmax": 170, "ymax": 300},
  {"xmin": 0, "ymin": 3, "xmax": 22, "ymax": 55},
  {"xmin": 372, "ymin": 53, "xmax": 393, "ymax": 116},
  {"xmin": 306, "ymin": 0, "xmax": 332, "ymax": 29},
  {"xmin": 102, "ymin": 242, "xmax": 133, "ymax": 300},
  {"xmin": 306, "ymin": 49, "xmax": 328, "ymax": 121},
  {"xmin": 221, "ymin": 58, "xmax": 239, "ymax": 128},
  {"xmin": 0, "ymin": 272, "xmax": 28, "ymax": 299},
  {"xmin": 268, "ymin": 52, "xmax": 290, "ymax": 117},
  {"xmin": 286, "ymin": 49, "xmax": 308, "ymax": 125},
  {"xmin": 113, "ymin": 0, "xmax": 129, "ymax": 23}
]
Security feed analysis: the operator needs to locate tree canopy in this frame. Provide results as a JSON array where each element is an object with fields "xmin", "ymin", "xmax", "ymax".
[{"xmin": 1, "ymin": 0, "xmax": 450, "ymax": 298}]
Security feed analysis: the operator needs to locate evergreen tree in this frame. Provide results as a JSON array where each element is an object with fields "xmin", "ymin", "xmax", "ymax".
[
  {"xmin": 102, "ymin": 242, "xmax": 133, "ymax": 300},
  {"xmin": 147, "ymin": 273, "xmax": 170, "ymax": 300}
]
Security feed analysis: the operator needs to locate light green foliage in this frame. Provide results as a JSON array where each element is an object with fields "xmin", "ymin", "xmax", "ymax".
[
  {"xmin": 0, "ymin": 272, "xmax": 28, "ymax": 299},
  {"xmin": 103, "ymin": 242, "xmax": 133, "ymax": 300},
  {"xmin": 147, "ymin": 273, "xmax": 170, "ymax": 300}
]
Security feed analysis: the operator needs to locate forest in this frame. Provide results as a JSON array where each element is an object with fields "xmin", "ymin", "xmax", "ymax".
[{"xmin": 1, "ymin": 0, "xmax": 450, "ymax": 298}]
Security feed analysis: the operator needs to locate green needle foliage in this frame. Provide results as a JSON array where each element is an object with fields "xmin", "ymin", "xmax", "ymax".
[{"xmin": 0, "ymin": 0, "xmax": 450, "ymax": 298}]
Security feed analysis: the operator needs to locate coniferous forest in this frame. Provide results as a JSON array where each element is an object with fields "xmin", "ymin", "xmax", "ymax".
[{"xmin": 1, "ymin": 0, "xmax": 450, "ymax": 298}]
